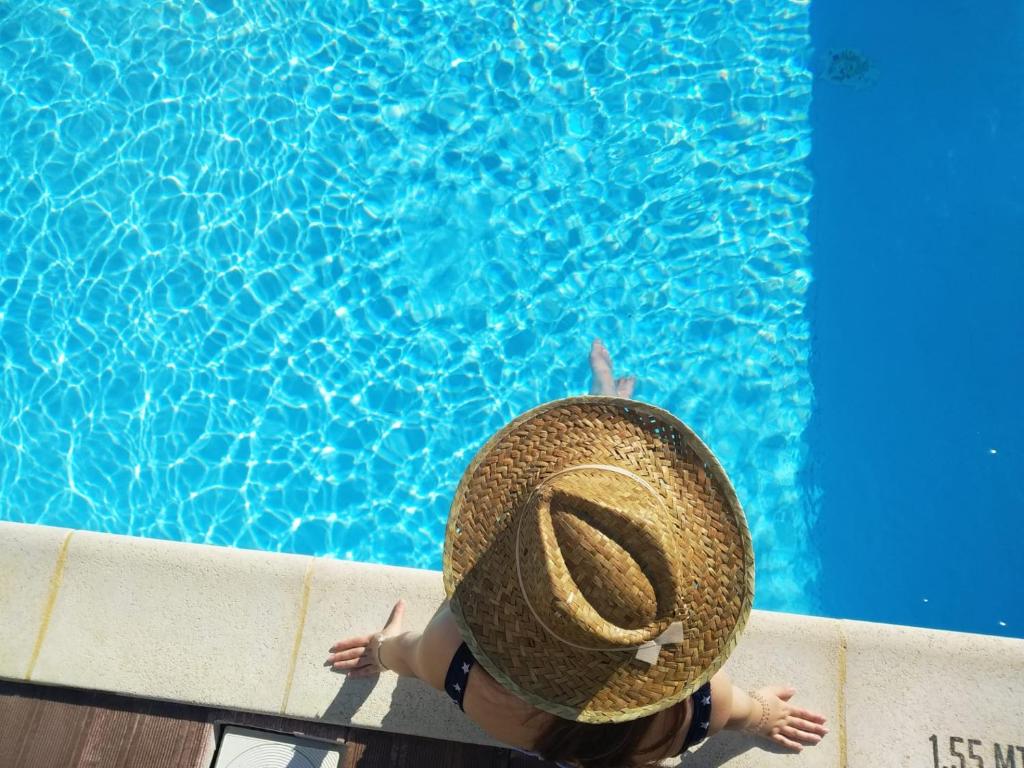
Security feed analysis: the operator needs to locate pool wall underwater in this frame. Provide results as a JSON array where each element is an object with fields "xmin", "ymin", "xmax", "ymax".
[{"xmin": 807, "ymin": 0, "xmax": 1023, "ymax": 638}]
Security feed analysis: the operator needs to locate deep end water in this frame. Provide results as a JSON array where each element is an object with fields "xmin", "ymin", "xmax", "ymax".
[{"xmin": 807, "ymin": 0, "xmax": 1023, "ymax": 638}]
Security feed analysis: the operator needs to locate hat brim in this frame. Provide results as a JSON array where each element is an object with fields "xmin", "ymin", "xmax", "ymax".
[{"xmin": 442, "ymin": 397, "xmax": 754, "ymax": 723}]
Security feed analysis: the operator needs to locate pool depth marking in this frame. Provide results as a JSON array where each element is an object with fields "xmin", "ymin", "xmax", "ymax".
[
  {"xmin": 929, "ymin": 736, "xmax": 1024, "ymax": 768},
  {"xmin": 281, "ymin": 557, "xmax": 314, "ymax": 713},
  {"xmin": 25, "ymin": 531, "xmax": 73, "ymax": 681}
]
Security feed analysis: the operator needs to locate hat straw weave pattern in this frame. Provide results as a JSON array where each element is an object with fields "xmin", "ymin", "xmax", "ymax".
[{"xmin": 442, "ymin": 397, "xmax": 754, "ymax": 723}]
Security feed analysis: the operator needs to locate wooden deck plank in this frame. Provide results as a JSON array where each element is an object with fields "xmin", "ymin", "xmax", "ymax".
[
  {"xmin": 118, "ymin": 708, "xmax": 214, "ymax": 768},
  {"xmin": 0, "ymin": 681, "xmax": 214, "ymax": 768},
  {"xmin": 0, "ymin": 690, "xmax": 96, "ymax": 768},
  {"xmin": 0, "ymin": 680, "xmax": 561, "ymax": 768}
]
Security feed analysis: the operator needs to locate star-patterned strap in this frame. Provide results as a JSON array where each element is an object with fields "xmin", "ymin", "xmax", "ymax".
[
  {"xmin": 678, "ymin": 682, "xmax": 714, "ymax": 754},
  {"xmin": 443, "ymin": 641, "xmax": 477, "ymax": 712}
]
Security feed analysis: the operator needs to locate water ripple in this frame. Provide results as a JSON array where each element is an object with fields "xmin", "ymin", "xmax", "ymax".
[{"xmin": 0, "ymin": 0, "xmax": 817, "ymax": 613}]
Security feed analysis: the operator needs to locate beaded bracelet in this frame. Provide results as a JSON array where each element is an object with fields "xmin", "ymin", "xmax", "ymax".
[
  {"xmin": 373, "ymin": 633, "xmax": 390, "ymax": 671},
  {"xmin": 744, "ymin": 690, "xmax": 770, "ymax": 735}
]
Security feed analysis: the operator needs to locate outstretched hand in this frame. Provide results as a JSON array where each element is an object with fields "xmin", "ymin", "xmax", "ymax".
[
  {"xmin": 746, "ymin": 686, "xmax": 829, "ymax": 752},
  {"xmin": 324, "ymin": 599, "xmax": 406, "ymax": 677}
]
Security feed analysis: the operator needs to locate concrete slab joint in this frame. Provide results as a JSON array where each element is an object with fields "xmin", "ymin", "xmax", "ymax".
[{"xmin": 0, "ymin": 521, "xmax": 1021, "ymax": 768}]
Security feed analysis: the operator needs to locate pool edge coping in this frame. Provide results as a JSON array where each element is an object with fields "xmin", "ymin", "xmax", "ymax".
[{"xmin": 1, "ymin": 521, "xmax": 1021, "ymax": 767}]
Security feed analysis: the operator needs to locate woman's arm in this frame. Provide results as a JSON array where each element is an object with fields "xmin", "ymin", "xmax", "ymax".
[
  {"xmin": 326, "ymin": 599, "xmax": 460, "ymax": 693},
  {"xmin": 708, "ymin": 669, "xmax": 829, "ymax": 751},
  {"xmin": 330, "ymin": 604, "xmax": 829, "ymax": 753},
  {"xmin": 377, "ymin": 601, "xmax": 461, "ymax": 691}
]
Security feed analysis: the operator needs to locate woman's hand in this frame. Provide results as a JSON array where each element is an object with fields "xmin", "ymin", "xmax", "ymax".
[
  {"xmin": 745, "ymin": 686, "xmax": 829, "ymax": 751},
  {"xmin": 324, "ymin": 599, "xmax": 406, "ymax": 677}
]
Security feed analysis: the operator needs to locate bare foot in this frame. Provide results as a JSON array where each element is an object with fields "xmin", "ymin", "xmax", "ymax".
[{"xmin": 589, "ymin": 339, "xmax": 634, "ymax": 397}]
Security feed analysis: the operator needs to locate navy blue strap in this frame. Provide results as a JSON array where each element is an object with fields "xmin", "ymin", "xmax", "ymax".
[
  {"xmin": 444, "ymin": 641, "xmax": 476, "ymax": 711},
  {"xmin": 679, "ymin": 682, "xmax": 713, "ymax": 753}
]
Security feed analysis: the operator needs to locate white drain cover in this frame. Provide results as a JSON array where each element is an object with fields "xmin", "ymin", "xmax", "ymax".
[{"xmin": 213, "ymin": 725, "xmax": 342, "ymax": 768}]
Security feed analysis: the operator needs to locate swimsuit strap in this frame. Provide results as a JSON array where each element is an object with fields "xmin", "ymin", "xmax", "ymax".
[
  {"xmin": 679, "ymin": 681, "xmax": 713, "ymax": 754},
  {"xmin": 444, "ymin": 641, "xmax": 476, "ymax": 711}
]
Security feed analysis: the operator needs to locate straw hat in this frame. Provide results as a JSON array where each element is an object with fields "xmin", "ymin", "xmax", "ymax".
[{"xmin": 442, "ymin": 396, "xmax": 754, "ymax": 723}]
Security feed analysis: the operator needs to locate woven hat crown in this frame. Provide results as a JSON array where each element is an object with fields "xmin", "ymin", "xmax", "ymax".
[
  {"xmin": 517, "ymin": 465, "xmax": 689, "ymax": 651},
  {"xmin": 443, "ymin": 397, "xmax": 754, "ymax": 723}
]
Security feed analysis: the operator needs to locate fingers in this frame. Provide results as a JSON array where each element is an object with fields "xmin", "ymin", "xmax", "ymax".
[
  {"xmin": 325, "ymin": 646, "xmax": 368, "ymax": 670},
  {"xmin": 332, "ymin": 656, "xmax": 373, "ymax": 671},
  {"xmin": 781, "ymin": 725, "xmax": 823, "ymax": 746},
  {"xmin": 789, "ymin": 716, "xmax": 829, "ymax": 737},
  {"xmin": 331, "ymin": 601, "xmax": 405, "ymax": 653},
  {"xmin": 791, "ymin": 706, "xmax": 828, "ymax": 724},
  {"xmin": 774, "ymin": 732, "xmax": 804, "ymax": 751},
  {"xmin": 327, "ymin": 601, "xmax": 405, "ymax": 676},
  {"xmin": 326, "ymin": 645, "xmax": 376, "ymax": 672},
  {"xmin": 324, "ymin": 647, "xmax": 366, "ymax": 667},
  {"xmin": 329, "ymin": 635, "xmax": 373, "ymax": 653}
]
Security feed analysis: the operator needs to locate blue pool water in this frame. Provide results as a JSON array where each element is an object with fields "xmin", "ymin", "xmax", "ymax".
[
  {"xmin": 807, "ymin": 0, "xmax": 1023, "ymax": 638},
  {"xmin": 0, "ymin": 0, "xmax": 815, "ymax": 615},
  {"xmin": 2, "ymin": 1, "xmax": 1018, "ymax": 636}
]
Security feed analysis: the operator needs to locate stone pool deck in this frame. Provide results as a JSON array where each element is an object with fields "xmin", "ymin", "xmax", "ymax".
[{"xmin": 1, "ymin": 521, "xmax": 1022, "ymax": 767}]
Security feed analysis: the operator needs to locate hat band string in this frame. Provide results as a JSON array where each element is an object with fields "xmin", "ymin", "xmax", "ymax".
[{"xmin": 514, "ymin": 463, "xmax": 688, "ymax": 656}]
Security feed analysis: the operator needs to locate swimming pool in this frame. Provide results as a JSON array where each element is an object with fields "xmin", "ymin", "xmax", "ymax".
[{"xmin": 2, "ymin": 0, "xmax": 1017, "ymax": 636}]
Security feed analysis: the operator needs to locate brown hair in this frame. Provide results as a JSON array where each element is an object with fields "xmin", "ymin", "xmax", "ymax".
[{"xmin": 525, "ymin": 701, "xmax": 688, "ymax": 768}]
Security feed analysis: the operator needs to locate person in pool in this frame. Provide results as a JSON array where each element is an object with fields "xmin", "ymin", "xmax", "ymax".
[{"xmin": 325, "ymin": 340, "xmax": 829, "ymax": 768}]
